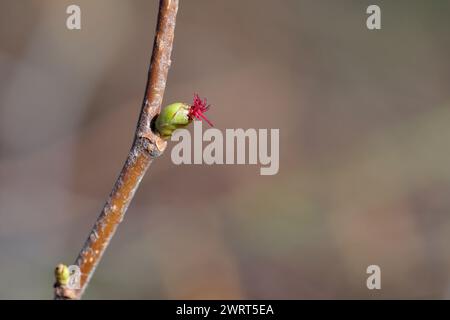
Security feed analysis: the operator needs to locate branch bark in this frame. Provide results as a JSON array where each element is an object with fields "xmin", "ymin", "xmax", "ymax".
[{"xmin": 54, "ymin": 0, "xmax": 179, "ymax": 300}]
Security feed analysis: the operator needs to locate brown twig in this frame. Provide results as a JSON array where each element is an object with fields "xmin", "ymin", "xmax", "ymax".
[{"xmin": 54, "ymin": 0, "xmax": 179, "ymax": 299}]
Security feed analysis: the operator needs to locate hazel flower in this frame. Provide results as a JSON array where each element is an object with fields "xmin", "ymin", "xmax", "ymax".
[
  {"xmin": 188, "ymin": 94, "xmax": 213, "ymax": 127},
  {"xmin": 155, "ymin": 94, "xmax": 213, "ymax": 139}
]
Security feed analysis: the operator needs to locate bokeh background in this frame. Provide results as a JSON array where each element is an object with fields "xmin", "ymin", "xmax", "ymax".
[{"xmin": 1, "ymin": 0, "xmax": 450, "ymax": 299}]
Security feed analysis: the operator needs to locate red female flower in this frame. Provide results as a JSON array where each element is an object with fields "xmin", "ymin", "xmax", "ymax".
[{"xmin": 189, "ymin": 94, "xmax": 213, "ymax": 127}]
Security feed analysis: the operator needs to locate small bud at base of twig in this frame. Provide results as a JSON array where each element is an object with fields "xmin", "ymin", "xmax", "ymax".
[{"xmin": 54, "ymin": 263, "xmax": 70, "ymax": 286}]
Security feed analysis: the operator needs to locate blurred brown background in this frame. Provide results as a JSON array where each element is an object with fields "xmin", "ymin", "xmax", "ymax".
[{"xmin": 0, "ymin": 0, "xmax": 450, "ymax": 299}]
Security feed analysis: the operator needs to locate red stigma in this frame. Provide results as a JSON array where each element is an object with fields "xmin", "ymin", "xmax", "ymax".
[{"xmin": 189, "ymin": 94, "xmax": 213, "ymax": 127}]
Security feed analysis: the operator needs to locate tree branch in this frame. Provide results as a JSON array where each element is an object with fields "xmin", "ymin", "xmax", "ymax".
[{"xmin": 54, "ymin": 0, "xmax": 179, "ymax": 300}]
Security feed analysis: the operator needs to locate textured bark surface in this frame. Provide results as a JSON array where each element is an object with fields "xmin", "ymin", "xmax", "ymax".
[{"xmin": 54, "ymin": 0, "xmax": 179, "ymax": 300}]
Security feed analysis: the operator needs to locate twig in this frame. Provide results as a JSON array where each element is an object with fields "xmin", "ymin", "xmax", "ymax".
[{"xmin": 54, "ymin": 0, "xmax": 179, "ymax": 300}]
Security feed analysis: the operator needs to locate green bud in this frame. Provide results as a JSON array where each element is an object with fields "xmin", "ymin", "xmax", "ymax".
[
  {"xmin": 155, "ymin": 102, "xmax": 192, "ymax": 139},
  {"xmin": 55, "ymin": 264, "xmax": 70, "ymax": 286}
]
